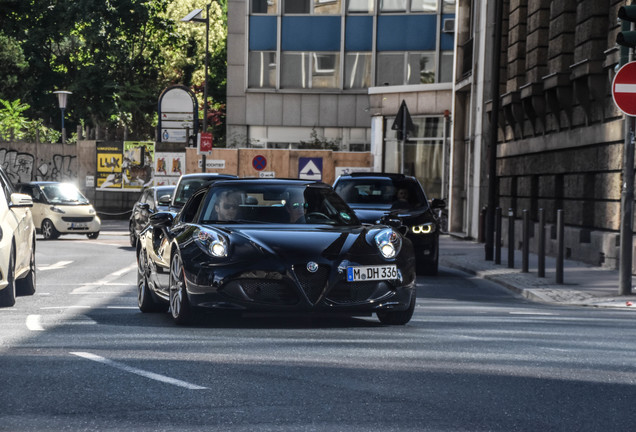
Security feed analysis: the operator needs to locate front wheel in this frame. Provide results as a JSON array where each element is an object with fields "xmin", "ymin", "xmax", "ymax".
[
  {"xmin": 87, "ymin": 232, "xmax": 99, "ymax": 239},
  {"xmin": 377, "ymin": 292, "xmax": 416, "ymax": 325},
  {"xmin": 129, "ymin": 223, "xmax": 137, "ymax": 247},
  {"xmin": 169, "ymin": 253, "xmax": 193, "ymax": 325},
  {"xmin": 41, "ymin": 219, "xmax": 59, "ymax": 240}
]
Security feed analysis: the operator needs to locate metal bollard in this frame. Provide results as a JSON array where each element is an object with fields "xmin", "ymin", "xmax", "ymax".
[
  {"xmin": 522, "ymin": 209, "xmax": 529, "ymax": 273},
  {"xmin": 538, "ymin": 208, "xmax": 545, "ymax": 277},
  {"xmin": 556, "ymin": 209, "xmax": 564, "ymax": 284},
  {"xmin": 508, "ymin": 208, "xmax": 515, "ymax": 268},
  {"xmin": 495, "ymin": 207, "xmax": 502, "ymax": 265},
  {"xmin": 478, "ymin": 207, "xmax": 486, "ymax": 243}
]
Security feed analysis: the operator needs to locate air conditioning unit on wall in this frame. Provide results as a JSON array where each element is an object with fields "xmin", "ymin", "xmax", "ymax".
[{"xmin": 442, "ymin": 19, "xmax": 455, "ymax": 33}]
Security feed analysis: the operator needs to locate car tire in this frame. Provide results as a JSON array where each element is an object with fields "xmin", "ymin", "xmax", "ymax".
[
  {"xmin": 129, "ymin": 222, "xmax": 137, "ymax": 247},
  {"xmin": 169, "ymin": 252, "xmax": 193, "ymax": 325},
  {"xmin": 376, "ymin": 292, "xmax": 416, "ymax": 325},
  {"xmin": 0, "ymin": 248, "xmax": 16, "ymax": 307},
  {"xmin": 16, "ymin": 244, "xmax": 36, "ymax": 296},
  {"xmin": 87, "ymin": 232, "xmax": 99, "ymax": 240},
  {"xmin": 41, "ymin": 219, "xmax": 59, "ymax": 240},
  {"xmin": 137, "ymin": 250, "xmax": 167, "ymax": 313}
]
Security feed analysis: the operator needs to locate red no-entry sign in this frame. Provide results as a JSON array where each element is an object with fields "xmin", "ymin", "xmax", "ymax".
[{"xmin": 613, "ymin": 62, "xmax": 636, "ymax": 116}]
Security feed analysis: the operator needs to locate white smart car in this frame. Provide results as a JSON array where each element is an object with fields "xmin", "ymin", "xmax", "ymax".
[
  {"xmin": 0, "ymin": 167, "xmax": 36, "ymax": 307},
  {"xmin": 17, "ymin": 182, "xmax": 101, "ymax": 240}
]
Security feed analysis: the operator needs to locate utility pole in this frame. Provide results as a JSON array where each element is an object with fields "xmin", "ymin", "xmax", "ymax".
[{"xmin": 485, "ymin": 0, "xmax": 503, "ymax": 261}]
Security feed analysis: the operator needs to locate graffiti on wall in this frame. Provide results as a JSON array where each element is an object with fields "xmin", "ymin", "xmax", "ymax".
[{"xmin": 0, "ymin": 148, "xmax": 77, "ymax": 184}]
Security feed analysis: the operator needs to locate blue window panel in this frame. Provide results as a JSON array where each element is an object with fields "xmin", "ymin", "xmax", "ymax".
[
  {"xmin": 345, "ymin": 16, "xmax": 373, "ymax": 51},
  {"xmin": 249, "ymin": 16, "xmax": 277, "ymax": 51},
  {"xmin": 440, "ymin": 14, "xmax": 455, "ymax": 51},
  {"xmin": 377, "ymin": 15, "xmax": 436, "ymax": 51},
  {"xmin": 282, "ymin": 17, "xmax": 341, "ymax": 51}
]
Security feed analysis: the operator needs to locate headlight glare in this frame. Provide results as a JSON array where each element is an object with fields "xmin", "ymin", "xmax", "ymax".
[
  {"xmin": 374, "ymin": 229, "xmax": 402, "ymax": 259},
  {"xmin": 411, "ymin": 223, "xmax": 435, "ymax": 234},
  {"xmin": 210, "ymin": 238, "xmax": 228, "ymax": 257}
]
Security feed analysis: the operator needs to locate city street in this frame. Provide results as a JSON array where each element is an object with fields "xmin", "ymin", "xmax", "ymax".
[{"xmin": 1, "ymin": 228, "xmax": 636, "ymax": 431}]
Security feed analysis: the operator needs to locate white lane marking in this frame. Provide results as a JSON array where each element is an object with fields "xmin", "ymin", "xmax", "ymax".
[
  {"xmin": 40, "ymin": 306, "xmax": 91, "ymax": 310},
  {"xmin": 38, "ymin": 260, "xmax": 73, "ymax": 271},
  {"xmin": 509, "ymin": 311, "xmax": 556, "ymax": 316},
  {"xmin": 72, "ymin": 263, "xmax": 137, "ymax": 294},
  {"xmin": 70, "ymin": 352, "xmax": 208, "ymax": 390},
  {"xmin": 26, "ymin": 315, "xmax": 44, "ymax": 331},
  {"xmin": 105, "ymin": 306, "xmax": 139, "ymax": 309}
]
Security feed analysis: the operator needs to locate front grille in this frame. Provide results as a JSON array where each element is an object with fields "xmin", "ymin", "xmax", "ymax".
[
  {"xmin": 62, "ymin": 217, "xmax": 93, "ymax": 223},
  {"xmin": 240, "ymin": 280, "xmax": 299, "ymax": 305},
  {"xmin": 326, "ymin": 281, "xmax": 392, "ymax": 304},
  {"xmin": 294, "ymin": 265, "xmax": 330, "ymax": 304}
]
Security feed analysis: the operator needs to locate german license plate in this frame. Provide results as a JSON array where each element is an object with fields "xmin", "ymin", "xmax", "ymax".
[
  {"xmin": 70, "ymin": 222, "xmax": 87, "ymax": 229},
  {"xmin": 347, "ymin": 265, "xmax": 397, "ymax": 282}
]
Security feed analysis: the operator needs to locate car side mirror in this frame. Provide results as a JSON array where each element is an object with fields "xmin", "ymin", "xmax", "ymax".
[
  {"xmin": 9, "ymin": 193, "xmax": 33, "ymax": 208},
  {"xmin": 158, "ymin": 195, "xmax": 171, "ymax": 206},
  {"xmin": 138, "ymin": 203, "xmax": 151, "ymax": 211},
  {"xmin": 430, "ymin": 198, "xmax": 446, "ymax": 210},
  {"xmin": 149, "ymin": 212, "xmax": 173, "ymax": 228}
]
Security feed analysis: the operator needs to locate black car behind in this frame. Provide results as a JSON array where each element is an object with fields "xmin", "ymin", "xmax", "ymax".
[{"xmin": 333, "ymin": 172, "xmax": 445, "ymax": 275}]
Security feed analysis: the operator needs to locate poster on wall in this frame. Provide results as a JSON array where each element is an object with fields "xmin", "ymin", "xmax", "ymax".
[
  {"xmin": 154, "ymin": 152, "xmax": 185, "ymax": 186},
  {"xmin": 122, "ymin": 141, "xmax": 154, "ymax": 190},
  {"xmin": 96, "ymin": 142, "xmax": 123, "ymax": 189}
]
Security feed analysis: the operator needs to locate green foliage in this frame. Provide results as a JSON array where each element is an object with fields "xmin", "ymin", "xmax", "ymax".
[
  {"xmin": 299, "ymin": 129, "xmax": 341, "ymax": 151},
  {"xmin": 23, "ymin": 121, "xmax": 62, "ymax": 144},
  {"xmin": 0, "ymin": 0, "xmax": 229, "ymax": 141},
  {"xmin": 0, "ymin": 99, "xmax": 30, "ymax": 140}
]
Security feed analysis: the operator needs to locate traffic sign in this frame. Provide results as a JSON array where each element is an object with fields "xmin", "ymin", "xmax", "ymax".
[
  {"xmin": 299, "ymin": 157, "xmax": 322, "ymax": 180},
  {"xmin": 612, "ymin": 62, "xmax": 636, "ymax": 116},
  {"xmin": 252, "ymin": 155, "xmax": 267, "ymax": 171},
  {"xmin": 198, "ymin": 132, "xmax": 213, "ymax": 154}
]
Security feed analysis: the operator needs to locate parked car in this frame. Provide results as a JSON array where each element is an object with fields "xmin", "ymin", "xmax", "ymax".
[
  {"xmin": 128, "ymin": 185, "xmax": 175, "ymax": 247},
  {"xmin": 136, "ymin": 178, "xmax": 417, "ymax": 325},
  {"xmin": 17, "ymin": 182, "xmax": 101, "ymax": 240},
  {"xmin": 333, "ymin": 173, "xmax": 445, "ymax": 275},
  {"xmin": 0, "ymin": 168, "xmax": 36, "ymax": 307},
  {"xmin": 169, "ymin": 173, "xmax": 237, "ymax": 213}
]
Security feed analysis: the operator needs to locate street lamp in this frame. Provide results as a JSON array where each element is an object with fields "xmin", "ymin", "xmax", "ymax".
[
  {"xmin": 182, "ymin": 5, "xmax": 210, "ymax": 173},
  {"xmin": 53, "ymin": 90, "xmax": 72, "ymax": 143}
]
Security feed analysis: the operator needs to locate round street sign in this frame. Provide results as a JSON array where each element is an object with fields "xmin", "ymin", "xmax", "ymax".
[
  {"xmin": 612, "ymin": 62, "xmax": 636, "ymax": 116},
  {"xmin": 252, "ymin": 155, "xmax": 267, "ymax": 171}
]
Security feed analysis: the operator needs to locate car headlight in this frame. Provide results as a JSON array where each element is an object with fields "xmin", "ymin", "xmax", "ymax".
[
  {"xmin": 374, "ymin": 228, "xmax": 402, "ymax": 259},
  {"xmin": 196, "ymin": 228, "xmax": 229, "ymax": 258},
  {"xmin": 88, "ymin": 207, "xmax": 96, "ymax": 215},
  {"xmin": 50, "ymin": 206, "xmax": 65, "ymax": 214},
  {"xmin": 411, "ymin": 223, "xmax": 435, "ymax": 234}
]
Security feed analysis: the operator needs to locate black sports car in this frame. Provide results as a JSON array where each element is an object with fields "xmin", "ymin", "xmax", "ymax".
[
  {"xmin": 136, "ymin": 179, "xmax": 417, "ymax": 325},
  {"xmin": 333, "ymin": 173, "xmax": 446, "ymax": 275}
]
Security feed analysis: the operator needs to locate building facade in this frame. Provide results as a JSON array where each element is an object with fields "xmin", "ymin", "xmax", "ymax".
[
  {"xmin": 226, "ymin": 0, "xmax": 455, "ymax": 198},
  {"xmin": 451, "ymin": 0, "xmax": 628, "ymax": 267}
]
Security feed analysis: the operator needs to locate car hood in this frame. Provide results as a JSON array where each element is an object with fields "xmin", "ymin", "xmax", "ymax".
[
  {"xmin": 350, "ymin": 207, "xmax": 430, "ymax": 224},
  {"xmin": 217, "ymin": 225, "xmax": 378, "ymax": 261}
]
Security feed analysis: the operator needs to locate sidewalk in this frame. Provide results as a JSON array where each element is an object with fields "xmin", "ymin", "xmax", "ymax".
[{"xmin": 439, "ymin": 235, "xmax": 636, "ymax": 310}]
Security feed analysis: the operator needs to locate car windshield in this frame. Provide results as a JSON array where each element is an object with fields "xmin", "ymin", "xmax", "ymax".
[
  {"xmin": 155, "ymin": 186, "xmax": 175, "ymax": 200},
  {"xmin": 41, "ymin": 183, "xmax": 90, "ymax": 204},
  {"xmin": 334, "ymin": 178, "xmax": 428, "ymax": 210},
  {"xmin": 200, "ymin": 183, "xmax": 360, "ymax": 226},
  {"xmin": 173, "ymin": 178, "xmax": 211, "ymax": 207}
]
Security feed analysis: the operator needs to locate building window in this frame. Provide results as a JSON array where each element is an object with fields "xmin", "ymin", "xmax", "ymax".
[
  {"xmin": 376, "ymin": 52, "xmax": 405, "ymax": 85},
  {"xmin": 344, "ymin": 52, "xmax": 372, "ymax": 88},
  {"xmin": 283, "ymin": 0, "xmax": 341, "ymax": 14},
  {"xmin": 347, "ymin": 0, "xmax": 374, "ymax": 13},
  {"xmin": 380, "ymin": 0, "xmax": 406, "ymax": 12},
  {"xmin": 248, "ymin": 51, "xmax": 277, "ymax": 88},
  {"xmin": 252, "ymin": 0, "xmax": 278, "ymax": 14},
  {"xmin": 281, "ymin": 52, "xmax": 340, "ymax": 89},
  {"xmin": 439, "ymin": 51, "xmax": 453, "ymax": 82},
  {"xmin": 410, "ymin": 0, "xmax": 437, "ymax": 12},
  {"xmin": 442, "ymin": 0, "xmax": 455, "ymax": 13},
  {"xmin": 407, "ymin": 52, "xmax": 435, "ymax": 84}
]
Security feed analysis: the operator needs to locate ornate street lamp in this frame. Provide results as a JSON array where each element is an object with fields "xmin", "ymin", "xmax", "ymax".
[
  {"xmin": 53, "ymin": 90, "xmax": 72, "ymax": 143},
  {"xmin": 182, "ymin": 5, "xmax": 210, "ymax": 172}
]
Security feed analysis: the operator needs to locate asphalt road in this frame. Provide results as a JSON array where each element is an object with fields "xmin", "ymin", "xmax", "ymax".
[{"xmin": 1, "ymin": 231, "xmax": 636, "ymax": 431}]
